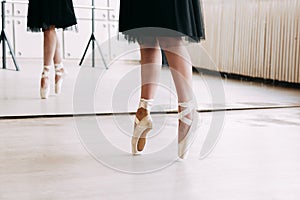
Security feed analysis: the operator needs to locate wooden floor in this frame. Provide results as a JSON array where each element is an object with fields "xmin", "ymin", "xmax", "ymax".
[{"xmin": 0, "ymin": 60, "xmax": 300, "ymax": 199}]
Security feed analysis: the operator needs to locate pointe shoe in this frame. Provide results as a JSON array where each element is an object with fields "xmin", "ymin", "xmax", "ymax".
[
  {"xmin": 40, "ymin": 65, "xmax": 50, "ymax": 99},
  {"xmin": 55, "ymin": 63, "xmax": 67, "ymax": 94},
  {"xmin": 132, "ymin": 98, "xmax": 153, "ymax": 155},
  {"xmin": 178, "ymin": 100, "xmax": 198, "ymax": 159}
]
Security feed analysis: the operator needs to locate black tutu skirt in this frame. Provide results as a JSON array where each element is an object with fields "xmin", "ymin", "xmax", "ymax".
[
  {"xmin": 119, "ymin": 0, "xmax": 205, "ymax": 43},
  {"xmin": 27, "ymin": 0, "xmax": 77, "ymax": 32}
]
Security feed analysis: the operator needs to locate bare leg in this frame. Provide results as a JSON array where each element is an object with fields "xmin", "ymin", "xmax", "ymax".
[
  {"xmin": 158, "ymin": 37, "xmax": 194, "ymax": 142},
  {"xmin": 53, "ymin": 33, "xmax": 62, "ymax": 65},
  {"xmin": 134, "ymin": 40, "xmax": 162, "ymax": 152},
  {"xmin": 136, "ymin": 40, "xmax": 162, "ymax": 121},
  {"xmin": 43, "ymin": 26, "xmax": 57, "ymax": 66},
  {"xmin": 41, "ymin": 26, "xmax": 56, "ymax": 91},
  {"xmin": 53, "ymin": 33, "xmax": 65, "ymax": 84}
]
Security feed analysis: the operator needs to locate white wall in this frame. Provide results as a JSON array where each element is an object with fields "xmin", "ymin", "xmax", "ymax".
[{"xmin": 0, "ymin": 0, "xmax": 130, "ymax": 61}]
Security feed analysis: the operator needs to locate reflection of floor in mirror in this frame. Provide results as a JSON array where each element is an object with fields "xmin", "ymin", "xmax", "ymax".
[
  {"xmin": 0, "ymin": 60, "xmax": 300, "ymax": 117},
  {"xmin": 0, "ymin": 108, "xmax": 300, "ymax": 199}
]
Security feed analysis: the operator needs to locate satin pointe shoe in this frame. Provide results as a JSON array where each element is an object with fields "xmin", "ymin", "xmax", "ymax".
[
  {"xmin": 178, "ymin": 100, "xmax": 198, "ymax": 159},
  {"xmin": 132, "ymin": 98, "xmax": 153, "ymax": 155},
  {"xmin": 55, "ymin": 63, "xmax": 67, "ymax": 94},
  {"xmin": 40, "ymin": 65, "xmax": 50, "ymax": 99}
]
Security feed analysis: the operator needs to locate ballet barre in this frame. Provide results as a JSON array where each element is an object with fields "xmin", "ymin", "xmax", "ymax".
[{"xmin": 1, "ymin": 0, "xmax": 114, "ymax": 71}]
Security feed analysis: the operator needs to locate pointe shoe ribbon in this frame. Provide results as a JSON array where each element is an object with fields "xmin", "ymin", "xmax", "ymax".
[{"xmin": 178, "ymin": 100, "xmax": 199, "ymax": 159}]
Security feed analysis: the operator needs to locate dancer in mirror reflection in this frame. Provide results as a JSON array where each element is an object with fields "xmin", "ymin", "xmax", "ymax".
[
  {"xmin": 119, "ymin": 0, "xmax": 206, "ymax": 159},
  {"xmin": 27, "ymin": 0, "xmax": 77, "ymax": 99}
]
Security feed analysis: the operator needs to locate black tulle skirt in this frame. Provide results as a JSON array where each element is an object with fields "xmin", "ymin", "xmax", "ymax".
[
  {"xmin": 27, "ymin": 0, "xmax": 77, "ymax": 32},
  {"xmin": 119, "ymin": 0, "xmax": 205, "ymax": 43}
]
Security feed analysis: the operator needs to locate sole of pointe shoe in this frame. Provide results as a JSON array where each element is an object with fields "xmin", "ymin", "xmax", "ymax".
[
  {"xmin": 137, "ymin": 127, "xmax": 152, "ymax": 152},
  {"xmin": 132, "ymin": 126, "xmax": 152, "ymax": 155}
]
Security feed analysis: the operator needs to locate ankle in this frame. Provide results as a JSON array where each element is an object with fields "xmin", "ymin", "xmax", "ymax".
[
  {"xmin": 178, "ymin": 100, "xmax": 195, "ymax": 116},
  {"xmin": 55, "ymin": 63, "xmax": 64, "ymax": 73},
  {"xmin": 42, "ymin": 65, "xmax": 51, "ymax": 76},
  {"xmin": 55, "ymin": 63, "xmax": 63, "ymax": 69},
  {"xmin": 55, "ymin": 63, "xmax": 66, "ymax": 82},
  {"xmin": 135, "ymin": 98, "xmax": 153, "ymax": 120},
  {"xmin": 139, "ymin": 98, "xmax": 153, "ymax": 110}
]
